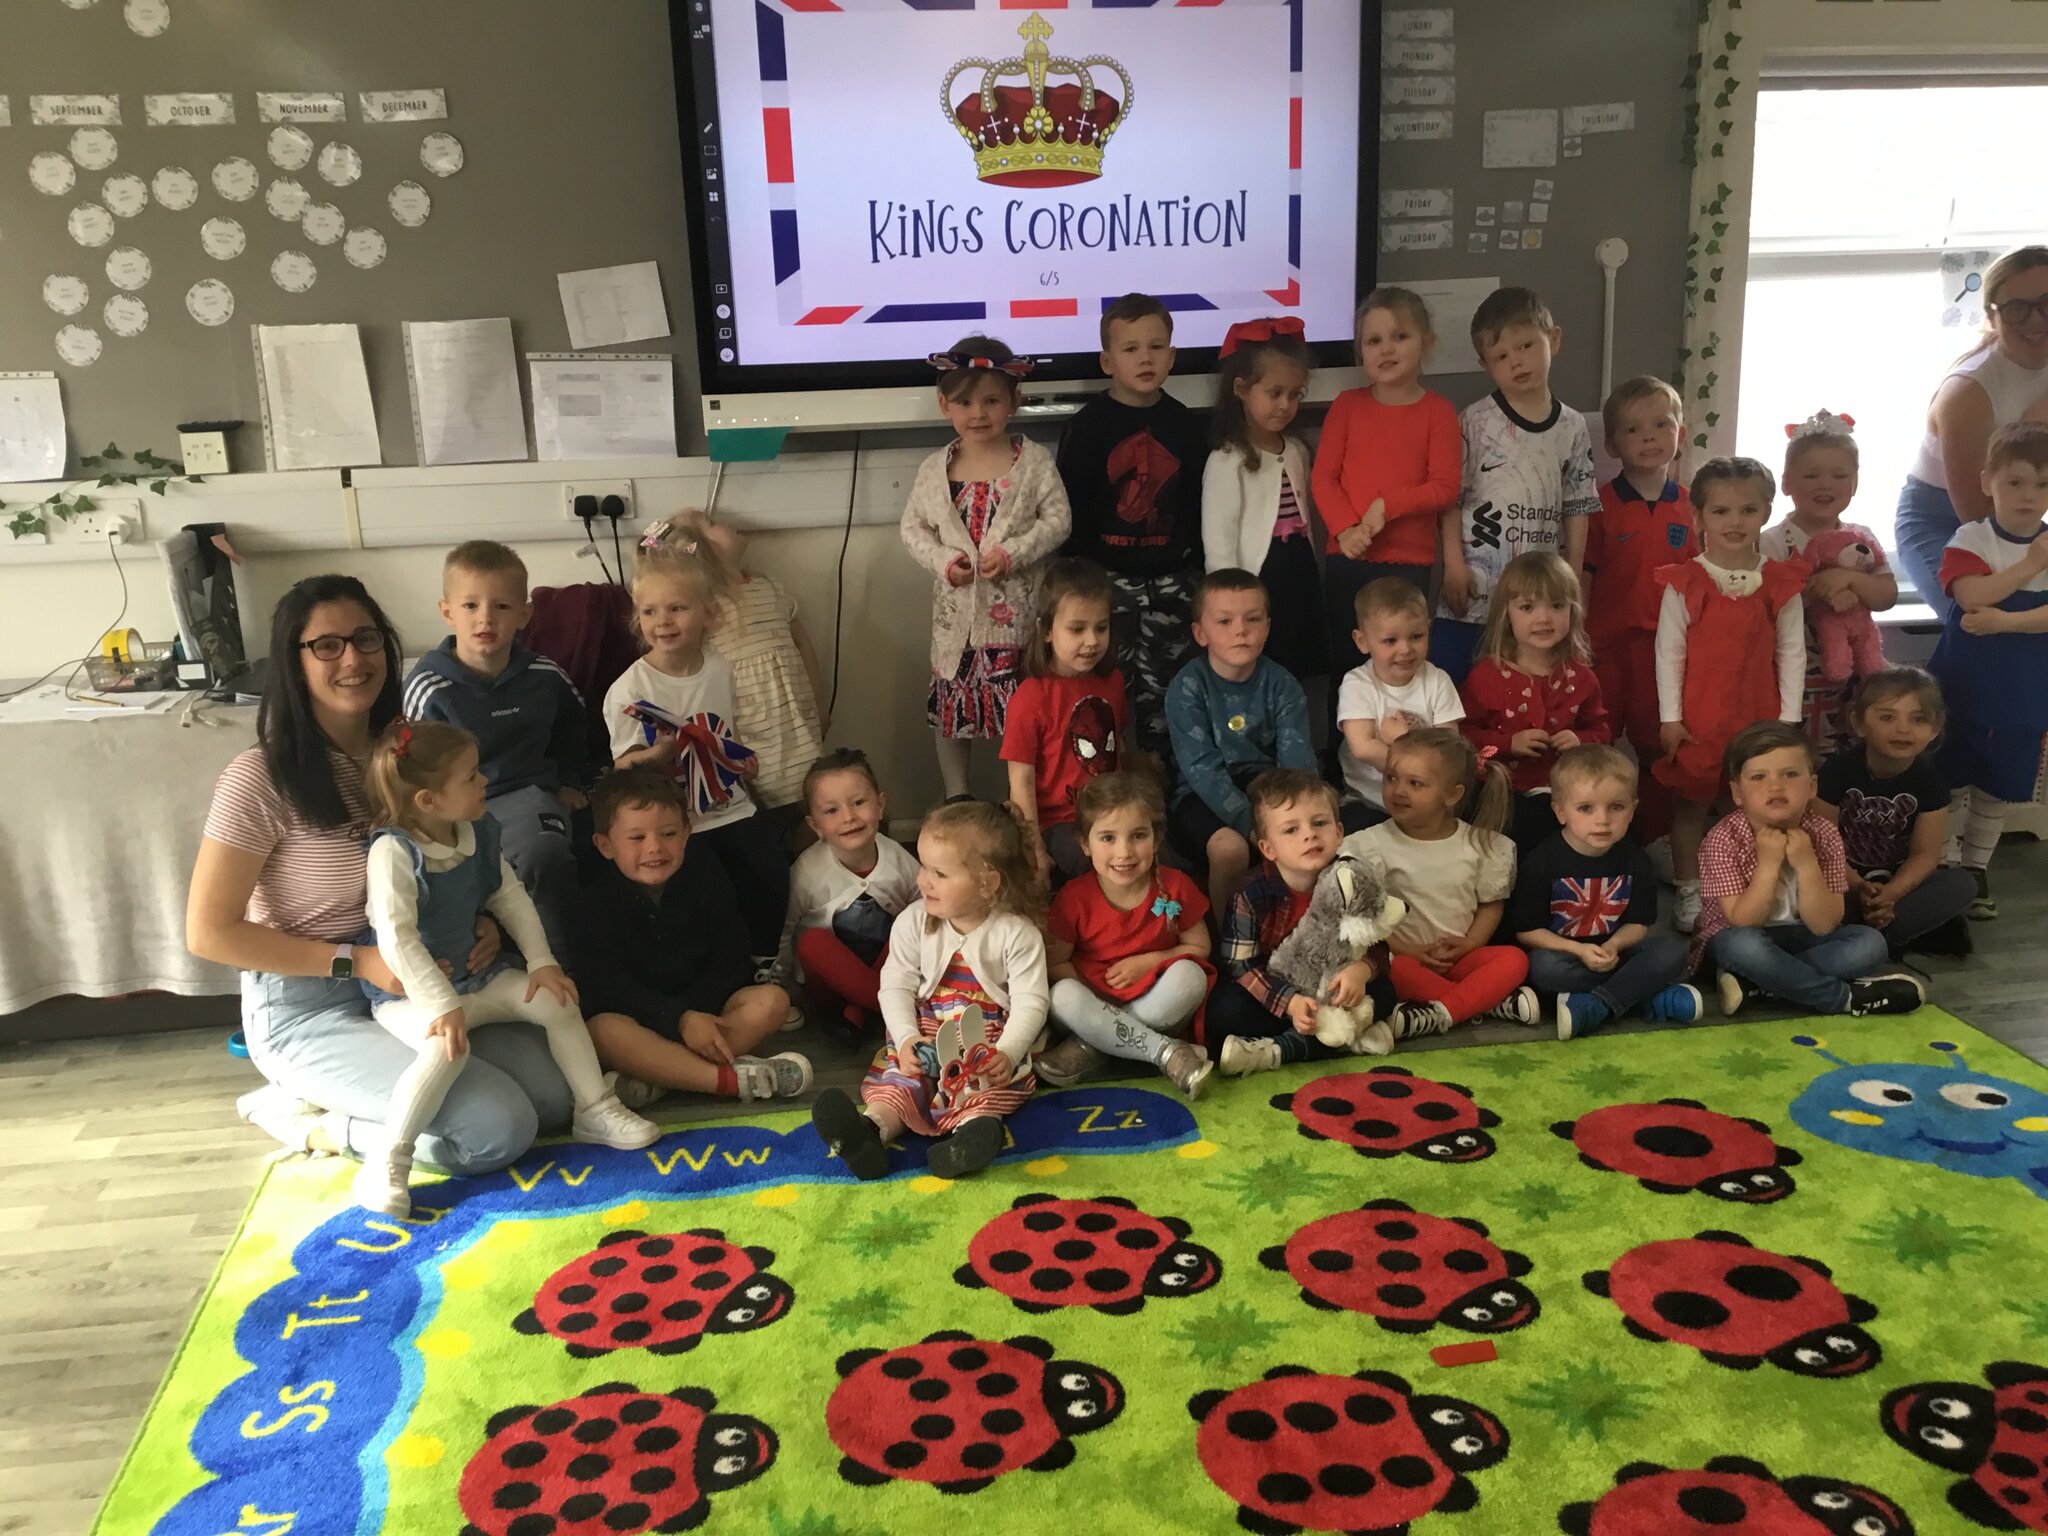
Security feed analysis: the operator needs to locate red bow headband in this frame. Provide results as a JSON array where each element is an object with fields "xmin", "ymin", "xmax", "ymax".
[
  {"xmin": 1219, "ymin": 316, "xmax": 1306, "ymax": 358},
  {"xmin": 928, "ymin": 352, "xmax": 1034, "ymax": 379}
]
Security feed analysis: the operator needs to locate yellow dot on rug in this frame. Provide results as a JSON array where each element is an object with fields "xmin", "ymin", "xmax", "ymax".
[
  {"xmin": 2016, "ymin": 1116, "xmax": 2048, "ymax": 1133},
  {"xmin": 1177, "ymin": 1140, "xmax": 1220, "ymax": 1160},
  {"xmin": 416, "ymin": 1328, "xmax": 470, "ymax": 1360},
  {"xmin": 1024, "ymin": 1157, "xmax": 1066, "ymax": 1176},
  {"xmin": 910, "ymin": 1175, "xmax": 953, "ymax": 1194},
  {"xmin": 388, "ymin": 1433, "xmax": 443, "ymax": 1468},
  {"xmin": 441, "ymin": 1254, "xmax": 492, "ymax": 1289},
  {"xmin": 753, "ymin": 1184, "xmax": 800, "ymax": 1207},
  {"xmin": 1831, "ymin": 1110, "xmax": 1885, "ymax": 1127},
  {"xmin": 493, "ymin": 1221, "xmax": 535, "ymax": 1249},
  {"xmin": 601, "ymin": 1201, "xmax": 651, "ymax": 1225}
]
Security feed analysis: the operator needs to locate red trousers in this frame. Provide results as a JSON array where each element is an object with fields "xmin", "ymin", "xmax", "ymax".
[
  {"xmin": 795, "ymin": 928, "xmax": 885, "ymax": 1028},
  {"xmin": 1389, "ymin": 947, "xmax": 1529, "ymax": 1024}
]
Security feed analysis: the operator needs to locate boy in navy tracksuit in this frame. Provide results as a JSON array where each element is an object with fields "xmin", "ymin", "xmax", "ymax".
[{"xmin": 402, "ymin": 540, "xmax": 590, "ymax": 958}]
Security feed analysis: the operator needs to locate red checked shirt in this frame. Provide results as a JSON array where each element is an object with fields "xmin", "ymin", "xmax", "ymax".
[
  {"xmin": 1459, "ymin": 659, "xmax": 1613, "ymax": 793},
  {"xmin": 1692, "ymin": 806, "xmax": 1849, "ymax": 967}
]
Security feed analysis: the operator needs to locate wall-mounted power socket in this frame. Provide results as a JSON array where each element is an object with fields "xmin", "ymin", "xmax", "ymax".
[
  {"xmin": 58, "ymin": 498, "xmax": 142, "ymax": 544},
  {"xmin": 562, "ymin": 481, "xmax": 635, "ymax": 524}
]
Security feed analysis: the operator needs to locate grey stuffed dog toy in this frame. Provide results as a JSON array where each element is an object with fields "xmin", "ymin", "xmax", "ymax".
[{"xmin": 1266, "ymin": 852, "xmax": 1407, "ymax": 1050}]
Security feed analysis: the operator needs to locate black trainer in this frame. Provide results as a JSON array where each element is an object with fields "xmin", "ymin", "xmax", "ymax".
[
  {"xmin": 927, "ymin": 1115, "xmax": 1004, "ymax": 1179},
  {"xmin": 811, "ymin": 1089, "xmax": 889, "ymax": 1180},
  {"xmin": 1846, "ymin": 974, "xmax": 1926, "ymax": 1017}
]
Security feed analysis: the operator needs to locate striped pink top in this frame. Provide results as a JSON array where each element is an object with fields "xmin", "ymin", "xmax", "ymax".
[{"xmin": 202, "ymin": 746, "xmax": 371, "ymax": 942}]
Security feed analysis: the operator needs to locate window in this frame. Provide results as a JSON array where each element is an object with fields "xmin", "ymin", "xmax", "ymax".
[{"xmin": 1737, "ymin": 81, "xmax": 2048, "ymax": 596}]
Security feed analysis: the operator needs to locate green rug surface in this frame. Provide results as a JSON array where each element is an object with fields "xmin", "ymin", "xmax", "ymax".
[{"xmin": 95, "ymin": 1011, "xmax": 2048, "ymax": 1536}]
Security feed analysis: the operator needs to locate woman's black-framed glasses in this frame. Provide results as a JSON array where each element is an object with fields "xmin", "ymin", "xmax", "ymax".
[
  {"xmin": 297, "ymin": 625, "xmax": 387, "ymax": 661},
  {"xmin": 1990, "ymin": 295, "xmax": 2048, "ymax": 326}
]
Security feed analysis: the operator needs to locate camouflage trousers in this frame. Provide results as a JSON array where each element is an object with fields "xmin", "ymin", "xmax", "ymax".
[{"xmin": 1108, "ymin": 566, "xmax": 1200, "ymax": 778}]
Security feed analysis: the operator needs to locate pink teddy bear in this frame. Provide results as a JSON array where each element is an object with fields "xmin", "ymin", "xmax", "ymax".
[{"xmin": 1803, "ymin": 527, "xmax": 1887, "ymax": 682}]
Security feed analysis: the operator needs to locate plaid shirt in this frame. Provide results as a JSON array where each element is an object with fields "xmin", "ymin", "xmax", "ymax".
[
  {"xmin": 1692, "ymin": 806, "xmax": 1848, "ymax": 966},
  {"xmin": 1220, "ymin": 861, "xmax": 1316, "ymax": 1015}
]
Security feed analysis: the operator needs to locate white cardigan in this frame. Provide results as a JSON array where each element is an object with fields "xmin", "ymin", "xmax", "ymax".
[
  {"xmin": 1201, "ymin": 436, "xmax": 1321, "ymax": 575},
  {"xmin": 876, "ymin": 901, "xmax": 1049, "ymax": 1064}
]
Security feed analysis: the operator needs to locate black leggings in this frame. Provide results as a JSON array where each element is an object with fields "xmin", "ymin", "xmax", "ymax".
[{"xmin": 693, "ymin": 812, "xmax": 791, "ymax": 959}]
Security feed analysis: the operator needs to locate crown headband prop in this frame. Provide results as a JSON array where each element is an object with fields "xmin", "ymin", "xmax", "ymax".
[
  {"xmin": 1786, "ymin": 409, "xmax": 1856, "ymax": 441},
  {"xmin": 1219, "ymin": 316, "xmax": 1306, "ymax": 358},
  {"xmin": 639, "ymin": 524, "xmax": 699, "ymax": 555},
  {"xmin": 928, "ymin": 352, "xmax": 1035, "ymax": 380}
]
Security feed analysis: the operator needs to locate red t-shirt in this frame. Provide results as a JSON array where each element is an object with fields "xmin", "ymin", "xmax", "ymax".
[
  {"xmin": 1000, "ymin": 669, "xmax": 1130, "ymax": 826},
  {"xmin": 1311, "ymin": 387, "xmax": 1462, "ymax": 566},
  {"xmin": 1048, "ymin": 866, "xmax": 1211, "ymax": 1002},
  {"xmin": 1585, "ymin": 475, "xmax": 1698, "ymax": 646},
  {"xmin": 1460, "ymin": 658, "xmax": 1613, "ymax": 793}
]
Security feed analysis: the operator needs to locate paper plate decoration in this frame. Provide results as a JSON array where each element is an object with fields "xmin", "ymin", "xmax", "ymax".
[
  {"xmin": 301, "ymin": 203, "xmax": 346, "ymax": 246},
  {"xmin": 56, "ymin": 325, "xmax": 103, "ymax": 368},
  {"xmin": 264, "ymin": 178, "xmax": 310, "ymax": 221},
  {"xmin": 124, "ymin": 0, "xmax": 170, "ymax": 37},
  {"xmin": 200, "ymin": 216, "xmax": 246, "ymax": 260},
  {"xmin": 185, "ymin": 278, "xmax": 234, "ymax": 327},
  {"xmin": 104, "ymin": 294, "xmax": 149, "ymax": 338},
  {"xmin": 68, "ymin": 203, "xmax": 116, "ymax": 247},
  {"xmin": 102, "ymin": 173, "xmax": 148, "ymax": 218},
  {"xmin": 152, "ymin": 166, "xmax": 198, "ymax": 211},
  {"xmin": 343, "ymin": 227, "xmax": 387, "ymax": 270},
  {"xmin": 266, "ymin": 125, "xmax": 313, "ymax": 171},
  {"xmin": 43, "ymin": 275, "xmax": 90, "ymax": 316},
  {"xmin": 70, "ymin": 129, "xmax": 118, "ymax": 171},
  {"xmin": 30, "ymin": 153, "xmax": 77, "ymax": 197},
  {"xmin": 420, "ymin": 132, "xmax": 465, "ymax": 177},
  {"xmin": 317, "ymin": 141, "xmax": 362, "ymax": 187},
  {"xmin": 271, "ymin": 251, "xmax": 317, "ymax": 293},
  {"xmin": 105, "ymin": 247, "xmax": 152, "ymax": 291},
  {"xmin": 211, "ymin": 157, "xmax": 257, "ymax": 202},
  {"xmin": 59, "ymin": 0, "xmax": 100, "ymax": 9},
  {"xmin": 387, "ymin": 180, "xmax": 432, "ymax": 227}
]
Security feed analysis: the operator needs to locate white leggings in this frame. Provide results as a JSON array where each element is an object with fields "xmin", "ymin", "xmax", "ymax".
[
  {"xmin": 371, "ymin": 969, "xmax": 608, "ymax": 1155},
  {"xmin": 1050, "ymin": 961, "xmax": 1210, "ymax": 1065}
]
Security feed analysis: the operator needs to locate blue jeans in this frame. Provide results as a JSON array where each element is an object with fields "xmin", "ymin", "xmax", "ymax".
[
  {"xmin": 241, "ymin": 972, "xmax": 571, "ymax": 1174},
  {"xmin": 1894, "ymin": 476, "xmax": 1958, "ymax": 622},
  {"xmin": 1705, "ymin": 923, "xmax": 1889, "ymax": 1015},
  {"xmin": 1526, "ymin": 933, "xmax": 1690, "ymax": 1017}
]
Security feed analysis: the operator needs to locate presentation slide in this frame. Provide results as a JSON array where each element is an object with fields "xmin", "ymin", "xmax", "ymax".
[{"xmin": 692, "ymin": 0, "xmax": 1364, "ymax": 374}]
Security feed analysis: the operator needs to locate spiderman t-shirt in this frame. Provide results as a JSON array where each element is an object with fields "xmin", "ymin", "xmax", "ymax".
[
  {"xmin": 1056, "ymin": 393, "xmax": 1208, "ymax": 576},
  {"xmin": 1509, "ymin": 833, "xmax": 1658, "ymax": 943},
  {"xmin": 1000, "ymin": 670, "xmax": 1130, "ymax": 827},
  {"xmin": 1818, "ymin": 750, "xmax": 1949, "ymax": 879}
]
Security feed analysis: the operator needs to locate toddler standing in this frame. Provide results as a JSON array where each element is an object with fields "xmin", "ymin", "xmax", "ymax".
[{"xmin": 903, "ymin": 337, "xmax": 1072, "ymax": 800}]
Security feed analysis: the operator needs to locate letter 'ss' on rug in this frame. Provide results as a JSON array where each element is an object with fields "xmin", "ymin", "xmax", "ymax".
[{"xmin": 94, "ymin": 1011, "xmax": 2048, "ymax": 1536}]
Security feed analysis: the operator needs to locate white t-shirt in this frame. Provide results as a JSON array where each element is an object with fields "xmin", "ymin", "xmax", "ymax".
[
  {"xmin": 1334, "ymin": 660, "xmax": 1466, "ymax": 806},
  {"xmin": 603, "ymin": 653, "xmax": 758, "ymax": 833},
  {"xmin": 1342, "ymin": 820, "xmax": 1517, "ymax": 948},
  {"xmin": 1439, "ymin": 392, "xmax": 1599, "ymax": 621}
]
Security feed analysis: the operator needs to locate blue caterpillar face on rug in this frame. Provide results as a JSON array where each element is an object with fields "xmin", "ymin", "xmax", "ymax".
[
  {"xmin": 458, "ymin": 1383, "xmax": 775, "ymax": 1536},
  {"xmin": 511, "ymin": 1228, "xmax": 792, "ymax": 1359},
  {"xmin": 1271, "ymin": 1066, "xmax": 1500, "ymax": 1162},
  {"xmin": 1552, "ymin": 1098, "xmax": 1803, "ymax": 1203},
  {"xmin": 955, "ymin": 1193, "xmax": 1221, "ymax": 1315},
  {"xmin": 1558, "ymin": 1456, "xmax": 1916, "ymax": 1536},
  {"xmin": 1188, "ymin": 1366, "xmax": 1508, "ymax": 1535},
  {"xmin": 1882, "ymin": 1361, "xmax": 2048, "ymax": 1532},
  {"xmin": 827, "ymin": 1330, "xmax": 1123, "ymax": 1494},
  {"xmin": 1583, "ymin": 1230, "xmax": 1881, "ymax": 1378},
  {"xmin": 1788, "ymin": 1035, "xmax": 2048, "ymax": 1200},
  {"xmin": 1259, "ymin": 1198, "xmax": 1538, "ymax": 1336}
]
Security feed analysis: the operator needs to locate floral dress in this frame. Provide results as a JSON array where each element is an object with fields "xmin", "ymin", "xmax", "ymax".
[
  {"xmin": 928, "ymin": 470, "xmax": 1026, "ymax": 737},
  {"xmin": 861, "ymin": 954, "xmax": 1036, "ymax": 1136}
]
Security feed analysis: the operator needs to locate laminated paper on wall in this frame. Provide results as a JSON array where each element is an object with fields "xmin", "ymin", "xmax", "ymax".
[
  {"xmin": 31, "ymin": 95, "xmax": 122, "ymax": 127},
  {"xmin": 258, "ymin": 92, "xmax": 346, "ymax": 123},
  {"xmin": 358, "ymin": 89, "xmax": 448, "ymax": 124},
  {"xmin": 1381, "ymin": 111, "xmax": 1454, "ymax": 143},
  {"xmin": 144, "ymin": 93, "xmax": 236, "ymax": 127},
  {"xmin": 1562, "ymin": 102, "xmax": 1635, "ymax": 137}
]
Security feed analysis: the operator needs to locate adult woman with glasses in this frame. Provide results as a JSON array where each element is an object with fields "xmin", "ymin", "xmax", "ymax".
[
  {"xmin": 187, "ymin": 575, "xmax": 570, "ymax": 1171},
  {"xmin": 1897, "ymin": 246, "xmax": 2048, "ymax": 620}
]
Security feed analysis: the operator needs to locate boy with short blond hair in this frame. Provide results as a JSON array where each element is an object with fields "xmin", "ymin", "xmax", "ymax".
[
  {"xmin": 1335, "ymin": 577, "xmax": 1465, "ymax": 830},
  {"xmin": 1058, "ymin": 291, "xmax": 1209, "ymax": 769},
  {"xmin": 403, "ymin": 540, "xmax": 590, "ymax": 958},
  {"xmin": 1435, "ymin": 286, "xmax": 1599, "ymax": 684}
]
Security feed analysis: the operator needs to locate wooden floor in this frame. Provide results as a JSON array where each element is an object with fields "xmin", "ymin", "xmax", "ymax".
[{"xmin": 7, "ymin": 844, "xmax": 2048, "ymax": 1536}]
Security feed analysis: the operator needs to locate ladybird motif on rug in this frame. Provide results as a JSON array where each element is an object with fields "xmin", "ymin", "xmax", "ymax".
[
  {"xmin": 1881, "ymin": 1360, "xmax": 2048, "ymax": 1533},
  {"xmin": 1271, "ymin": 1066, "xmax": 1500, "ymax": 1163},
  {"xmin": 1583, "ymin": 1230, "xmax": 1881, "ymax": 1378},
  {"xmin": 1558, "ymin": 1455, "xmax": 1917, "ymax": 1535},
  {"xmin": 511, "ymin": 1227, "xmax": 792, "ymax": 1359},
  {"xmin": 827, "ymin": 1329, "xmax": 1123, "ymax": 1494},
  {"xmin": 955, "ymin": 1193, "xmax": 1222, "ymax": 1315},
  {"xmin": 1188, "ymin": 1366, "xmax": 1508, "ymax": 1536},
  {"xmin": 458, "ymin": 1383, "xmax": 776, "ymax": 1536},
  {"xmin": 1550, "ymin": 1098, "xmax": 1802, "ymax": 1202},
  {"xmin": 1259, "ymin": 1198, "xmax": 1538, "ymax": 1335}
]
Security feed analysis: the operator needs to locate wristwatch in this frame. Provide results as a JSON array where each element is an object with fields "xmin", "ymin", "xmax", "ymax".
[{"xmin": 330, "ymin": 943, "xmax": 355, "ymax": 980}]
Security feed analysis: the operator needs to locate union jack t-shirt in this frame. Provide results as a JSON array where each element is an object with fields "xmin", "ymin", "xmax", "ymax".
[{"xmin": 1509, "ymin": 833, "xmax": 1658, "ymax": 945}]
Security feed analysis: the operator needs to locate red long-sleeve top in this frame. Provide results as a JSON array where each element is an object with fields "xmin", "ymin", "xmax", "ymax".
[
  {"xmin": 1459, "ymin": 657, "xmax": 1613, "ymax": 793},
  {"xmin": 1310, "ymin": 386, "xmax": 1462, "ymax": 566}
]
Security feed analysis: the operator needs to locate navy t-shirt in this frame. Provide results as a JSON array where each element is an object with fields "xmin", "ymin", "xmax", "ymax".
[
  {"xmin": 1510, "ymin": 833, "xmax": 1658, "ymax": 942},
  {"xmin": 1819, "ymin": 750, "xmax": 1950, "ymax": 878}
]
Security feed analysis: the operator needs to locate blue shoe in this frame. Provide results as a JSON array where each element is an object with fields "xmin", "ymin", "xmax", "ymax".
[
  {"xmin": 1555, "ymin": 993, "xmax": 1610, "ymax": 1041},
  {"xmin": 1641, "ymin": 984, "xmax": 1705, "ymax": 1024}
]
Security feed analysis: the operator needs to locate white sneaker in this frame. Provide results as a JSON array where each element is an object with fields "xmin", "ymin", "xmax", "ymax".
[
  {"xmin": 778, "ymin": 1004, "xmax": 805, "ymax": 1032},
  {"xmin": 237, "ymin": 1085, "xmax": 341, "ymax": 1156},
  {"xmin": 734, "ymin": 1051, "xmax": 814, "ymax": 1101},
  {"xmin": 752, "ymin": 957, "xmax": 804, "ymax": 1031},
  {"xmin": 572, "ymin": 1091, "xmax": 661, "ymax": 1150},
  {"xmin": 605, "ymin": 1070, "xmax": 663, "ymax": 1111},
  {"xmin": 1349, "ymin": 1021, "xmax": 1396, "ymax": 1056},
  {"xmin": 1673, "ymin": 883, "xmax": 1702, "ymax": 934},
  {"xmin": 352, "ymin": 1144, "xmax": 414, "ymax": 1219},
  {"xmin": 1217, "ymin": 1036, "xmax": 1282, "ymax": 1077},
  {"xmin": 1483, "ymin": 987, "xmax": 1541, "ymax": 1026}
]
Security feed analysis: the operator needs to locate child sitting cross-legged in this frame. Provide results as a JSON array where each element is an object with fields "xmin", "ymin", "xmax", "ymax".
[
  {"xmin": 1514, "ymin": 744, "xmax": 1701, "ymax": 1041},
  {"xmin": 1697, "ymin": 722, "xmax": 1928, "ymax": 1020},
  {"xmin": 575, "ymin": 767, "xmax": 812, "ymax": 1107}
]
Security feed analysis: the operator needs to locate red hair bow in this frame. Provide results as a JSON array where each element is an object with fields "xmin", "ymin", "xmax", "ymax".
[
  {"xmin": 1475, "ymin": 744, "xmax": 1499, "ymax": 766},
  {"xmin": 1219, "ymin": 316, "xmax": 1306, "ymax": 358},
  {"xmin": 928, "ymin": 352, "xmax": 1035, "ymax": 379},
  {"xmin": 392, "ymin": 721, "xmax": 415, "ymax": 759}
]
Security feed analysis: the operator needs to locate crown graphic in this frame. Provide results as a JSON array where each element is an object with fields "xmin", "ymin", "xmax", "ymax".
[{"xmin": 941, "ymin": 12, "xmax": 1132, "ymax": 189}]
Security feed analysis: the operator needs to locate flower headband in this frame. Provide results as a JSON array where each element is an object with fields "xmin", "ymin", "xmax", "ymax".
[
  {"xmin": 1219, "ymin": 315, "xmax": 1306, "ymax": 358},
  {"xmin": 928, "ymin": 352, "xmax": 1034, "ymax": 379},
  {"xmin": 1787, "ymin": 408, "xmax": 1856, "ymax": 441},
  {"xmin": 639, "ymin": 523, "xmax": 699, "ymax": 555}
]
